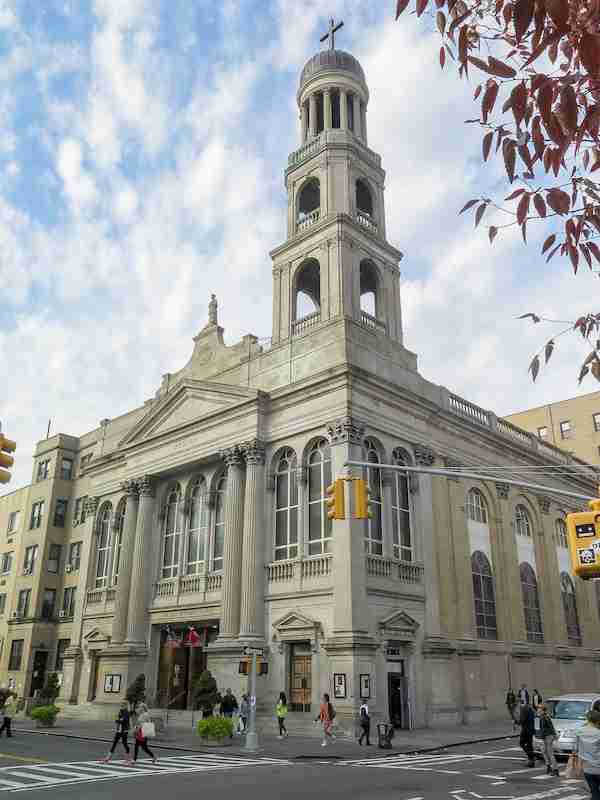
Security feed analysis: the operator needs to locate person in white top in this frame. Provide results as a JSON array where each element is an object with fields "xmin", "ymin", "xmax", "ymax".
[
  {"xmin": 358, "ymin": 702, "xmax": 371, "ymax": 746},
  {"xmin": 576, "ymin": 703, "xmax": 600, "ymax": 800}
]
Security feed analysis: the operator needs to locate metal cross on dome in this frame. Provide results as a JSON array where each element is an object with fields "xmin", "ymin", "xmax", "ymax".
[{"xmin": 320, "ymin": 17, "xmax": 344, "ymax": 50}]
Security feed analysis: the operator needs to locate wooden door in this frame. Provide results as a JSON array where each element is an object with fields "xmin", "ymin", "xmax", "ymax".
[{"xmin": 290, "ymin": 655, "xmax": 311, "ymax": 712}]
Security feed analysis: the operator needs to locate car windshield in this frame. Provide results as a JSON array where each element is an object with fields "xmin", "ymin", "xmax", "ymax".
[{"xmin": 547, "ymin": 701, "xmax": 590, "ymax": 720}]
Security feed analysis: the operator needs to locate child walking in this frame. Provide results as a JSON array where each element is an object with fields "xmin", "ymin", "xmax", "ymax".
[{"xmin": 276, "ymin": 692, "xmax": 288, "ymax": 738}]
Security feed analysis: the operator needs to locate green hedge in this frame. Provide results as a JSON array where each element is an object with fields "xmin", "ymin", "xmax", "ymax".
[
  {"xmin": 30, "ymin": 705, "xmax": 60, "ymax": 726},
  {"xmin": 197, "ymin": 716, "xmax": 234, "ymax": 739}
]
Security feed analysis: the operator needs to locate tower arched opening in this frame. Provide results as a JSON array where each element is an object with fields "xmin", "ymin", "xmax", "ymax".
[
  {"xmin": 359, "ymin": 259, "xmax": 380, "ymax": 320},
  {"xmin": 356, "ymin": 178, "xmax": 373, "ymax": 218},
  {"xmin": 294, "ymin": 258, "xmax": 321, "ymax": 324},
  {"xmin": 297, "ymin": 178, "xmax": 321, "ymax": 229}
]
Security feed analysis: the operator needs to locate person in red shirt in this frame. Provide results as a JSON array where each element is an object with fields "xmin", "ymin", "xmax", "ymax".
[{"xmin": 315, "ymin": 693, "xmax": 336, "ymax": 747}]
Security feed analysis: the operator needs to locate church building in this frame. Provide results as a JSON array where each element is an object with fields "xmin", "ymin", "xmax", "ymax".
[{"xmin": 1, "ymin": 34, "xmax": 599, "ymax": 729}]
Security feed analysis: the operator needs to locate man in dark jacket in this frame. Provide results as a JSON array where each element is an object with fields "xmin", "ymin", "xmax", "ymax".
[
  {"xmin": 506, "ymin": 689, "xmax": 517, "ymax": 722},
  {"xmin": 220, "ymin": 689, "xmax": 238, "ymax": 738},
  {"xmin": 519, "ymin": 702, "xmax": 536, "ymax": 767}
]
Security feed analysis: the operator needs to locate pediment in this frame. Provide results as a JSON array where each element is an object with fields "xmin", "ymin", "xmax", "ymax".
[
  {"xmin": 379, "ymin": 610, "xmax": 419, "ymax": 637},
  {"xmin": 272, "ymin": 611, "xmax": 322, "ymax": 640},
  {"xmin": 84, "ymin": 628, "xmax": 111, "ymax": 645},
  {"xmin": 120, "ymin": 379, "xmax": 262, "ymax": 446}
]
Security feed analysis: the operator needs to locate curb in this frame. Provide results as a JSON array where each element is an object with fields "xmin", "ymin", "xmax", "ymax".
[{"xmin": 16, "ymin": 727, "xmax": 518, "ymax": 761}]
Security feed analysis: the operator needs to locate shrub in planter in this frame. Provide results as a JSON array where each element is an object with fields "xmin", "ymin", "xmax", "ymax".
[
  {"xmin": 30, "ymin": 705, "xmax": 60, "ymax": 728},
  {"xmin": 197, "ymin": 716, "xmax": 233, "ymax": 743}
]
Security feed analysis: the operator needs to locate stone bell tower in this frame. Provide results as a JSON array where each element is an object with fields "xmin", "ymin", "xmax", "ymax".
[{"xmin": 270, "ymin": 22, "xmax": 408, "ymax": 359}]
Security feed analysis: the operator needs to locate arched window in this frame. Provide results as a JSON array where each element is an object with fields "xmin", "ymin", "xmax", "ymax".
[
  {"xmin": 466, "ymin": 489, "xmax": 488, "ymax": 524},
  {"xmin": 554, "ymin": 518, "xmax": 568, "ymax": 548},
  {"xmin": 515, "ymin": 504, "xmax": 532, "ymax": 537},
  {"xmin": 274, "ymin": 449, "xmax": 299, "ymax": 561},
  {"xmin": 520, "ymin": 563, "xmax": 544, "ymax": 643},
  {"xmin": 212, "ymin": 474, "xmax": 227, "ymax": 571},
  {"xmin": 390, "ymin": 449, "xmax": 412, "ymax": 561},
  {"xmin": 112, "ymin": 500, "xmax": 126, "ymax": 586},
  {"xmin": 363, "ymin": 439, "xmax": 383, "ymax": 556},
  {"xmin": 297, "ymin": 179, "xmax": 320, "ymax": 228},
  {"xmin": 356, "ymin": 178, "xmax": 374, "ymax": 218},
  {"xmin": 307, "ymin": 439, "xmax": 332, "ymax": 556},
  {"xmin": 359, "ymin": 260, "xmax": 379, "ymax": 319},
  {"xmin": 560, "ymin": 572, "xmax": 582, "ymax": 646},
  {"xmin": 161, "ymin": 486, "xmax": 182, "ymax": 579},
  {"xmin": 471, "ymin": 550, "xmax": 498, "ymax": 640},
  {"xmin": 187, "ymin": 478, "xmax": 208, "ymax": 575},
  {"xmin": 95, "ymin": 504, "xmax": 112, "ymax": 589},
  {"xmin": 294, "ymin": 259, "xmax": 321, "ymax": 322}
]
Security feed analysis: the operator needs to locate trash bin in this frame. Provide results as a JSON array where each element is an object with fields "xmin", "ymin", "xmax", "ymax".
[{"xmin": 377, "ymin": 722, "xmax": 394, "ymax": 749}]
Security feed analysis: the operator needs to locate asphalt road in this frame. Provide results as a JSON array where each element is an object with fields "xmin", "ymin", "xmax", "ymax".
[{"xmin": 0, "ymin": 733, "xmax": 588, "ymax": 800}]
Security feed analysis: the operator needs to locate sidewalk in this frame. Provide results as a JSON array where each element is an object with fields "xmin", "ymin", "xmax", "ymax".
[{"xmin": 13, "ymin": 717, "xmax": 518, "ymax": 760}]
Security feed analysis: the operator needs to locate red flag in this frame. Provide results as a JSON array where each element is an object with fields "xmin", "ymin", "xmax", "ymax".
[{"xmin": 184, "ymin": 626, "xmax": 201, "ymax": 648}]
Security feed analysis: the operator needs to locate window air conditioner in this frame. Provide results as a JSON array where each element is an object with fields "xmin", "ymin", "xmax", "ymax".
[
  {"xmin": 65, "ymin": 564, "xmax": 72, "ymax": 573},
  {"xmin": 58, "ymin": 610, "xmax": 66, "ymax": 618}
]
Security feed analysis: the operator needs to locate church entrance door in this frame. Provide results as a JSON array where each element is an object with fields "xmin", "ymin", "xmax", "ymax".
[
  {"xmin": 388, "ymin": 669, "xmax": 410, "ymax": 729},
  {"xmin": 290, "ymin": 643, "xmax": 311, "ymax": 712},
  {"xmin": 157, "ymin": 627, "xmax": 207, "ymax": 710}
]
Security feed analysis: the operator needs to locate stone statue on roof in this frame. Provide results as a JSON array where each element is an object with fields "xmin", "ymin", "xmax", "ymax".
[{"xmin": 208, "ymin": 293, "xmax": 218, "ymax": 326}]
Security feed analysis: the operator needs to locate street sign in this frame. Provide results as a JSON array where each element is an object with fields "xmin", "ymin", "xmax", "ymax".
[{"xmin": 243, "ymin": 646, "xmax": 264, "ymax": 657}]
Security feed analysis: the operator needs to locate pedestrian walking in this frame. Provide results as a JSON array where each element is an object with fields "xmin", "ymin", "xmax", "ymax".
[
  {"xmin": 102, "ymin": 702, "xmax": 131, "ymax": 763},
  {"xmin": 519, "ymin": 700, "xmax": 536, "ymax": 768},
  {"xmin": 316, "ymin": 693, "xmax": 335, "ymax": 747},
  {"xmin": 239, "ymin": 694, "xmax": 249, "ymax": 733},
  {"xmin": 532, "ymin": 689, "xmax": 543, "ymax": 710},
  {"xmin": 133, "ymin": 703, "xmax": 156, "ymax": 765},
  {"xmin": 276, "ymin": 692, "xmax": 288, "ymax": 738},
  {"xmin": 506, "ymin": 688, "xmax": 517, "ymax": 722},
  {"xmin": 536, "ymin": 704, "xmax": 559, "ymax": 776},
  {"xmin": 358, "ymin": 701, "xmax": 371, "ymax": 746},
  {"xmin": 220, "ymin": 688, "xmax": 238, "ymax": 738},
  {"xmin": 0, "ymin": 693, "xmax": 15, "ymax": 737},
  {"xmin": 576, "ymin": 702, "xmax": 600, "ymax": 800},
  {"xmin": 519, "ymin": 684, "xmax": 530, "ymax": 705}
]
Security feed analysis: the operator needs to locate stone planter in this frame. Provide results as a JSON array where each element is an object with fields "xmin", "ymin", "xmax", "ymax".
[
  {"xmin": 35, "ymin": 720, "xmax": 56, "ymax": 728},
  {"xmin": 199, "ymin": 736, "xmax": 232, "ymax": 747}
]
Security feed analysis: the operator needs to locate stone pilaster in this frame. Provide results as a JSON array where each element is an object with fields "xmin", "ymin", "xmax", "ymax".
[
  {"xmin": 414, "ymin": 445, "xmax": 442, "ymax": 638},
  {"xmin": 110, "ymin": 481, "xmax": 139, "ymax": 646},
  {"xmin": 340, "ymin": 89, "xmax": 348, "ymax": 130},
  {"xmin": 218, "ymin": 446, "xmax": 245, "ymax": 640},
  {"xmin": 239, "ymin": 440, "xmax": 266, "ymax": 641},
  {"xmin": 324, "ymin": 89, "xmax": 332, "ymax": 130},
  {"xmin": 353, "ymin": 93, "xmax": 361, "ymax": 139},
  {"xmin": 309, "ymin": 93, "xmax": 317, "ymax": 137},
  {"xmin": 61, "ymin": 495, "xmax": 100, "ymax": 703},
  {"xmin": 125, "ymin": 476, "xmax": 155, "ymax": 647}
]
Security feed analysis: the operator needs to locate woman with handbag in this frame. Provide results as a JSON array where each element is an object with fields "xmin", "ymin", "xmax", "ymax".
[
  {"xmin": 133, "ymin": 703, "xmax": 157, "ymax": 765},
  {"xmin": 537, "ymin": 704, "xmax": 559, "ymax": 776},
  {"xmin": 315, "ymin": 693, "xmax": 336, "ymax": 747},
  {"xmin": 575, "ymin": 704, "xmax": 600, "ymax": 800}
]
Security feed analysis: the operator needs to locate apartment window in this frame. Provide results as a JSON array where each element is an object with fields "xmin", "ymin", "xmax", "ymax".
[
  {"xmin": 47, "ymin": 543, "xmax": 61, "ymax": 574},
  {"xmin": 0, "ymin": 595, "xmax": 6, "ymax": 615},
  {"xmin": 537, "ymin": 426, "xmax": 548, "ymax": 439},
  {"xmin": 68, "ymin": 542, "xmax": 82, "ymax": 571},
  {"xmin": 594, "ymin": 413, "xmax": 600, "ymax": 433},
  {"xmin": 0, "ymin": 553, "xmax": 13, "ymax": 574},
  {"xmin": 36, "ymin": 460, "xmax": 50, "ymax": 481},
  {"xmin": 53, "ymin": 499, "xmax": 68, "ymax": 528},
  {"xmin": 29, "ymin": 501, "xmax": 44, "ymax": 530},
  {"xmin": 23, "ymin": 545, "xmax": 38, "ymax": 575},
  {"xmin": 6, "ymin": 511, "xmax": 19, "ymax": 534},
  {"xmin": 17, "ymin": 589, "xmax": 30, "ymax": 617},
  {"xmin": 560, "ymin": 420, "xmax": 571, "ymax": 439},
  {"xmin": 41, "ymin": 589, "xmax": 56, "ymax": 619},
  {"xmin": 62, "ymin": 587, "xmax": 76, "ymax": 618},
  {"xmin": 8, "ymin": 640, "xmax": 24, "ymax": 671},
  {"xmin": 55, "ymin": 638, "xmax": 70, "ymax": 672},
  {"xmin": 60, "ymin": 458, "xmax": 73, "ymax": 481}
]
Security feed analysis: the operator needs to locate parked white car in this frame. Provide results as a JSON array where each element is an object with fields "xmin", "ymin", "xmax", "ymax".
[{"xmin": 533, "ymin": 694, "xmax": 600, "ymax": 758}]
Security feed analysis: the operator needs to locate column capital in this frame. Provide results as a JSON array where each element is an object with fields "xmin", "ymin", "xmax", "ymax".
[
  {"xmin": 221, "ymin": 445, "xmax": 244, "ymax": 467},
  {"xmin": 536, "ymin": 495, "xmax": 551, "ymax": 514},
  {"xmin": 326, "ymin": 416, "xmax": 365, "ymax": 445},
  {"xmin": 495, "ymin": 482, "xmax": 510, "ymax": 500},
  {"xmin": 120, "ymin": 479, "xmax": 139, "ymax": 497},
  {"xmin": 84, "ymin": 496, "xmax": 100, "ymax": 516},
  {"xmin": 414, "ymin": 445, "xmax": 435, "ymax": 466},
  {"xmin": 136, "ymin": 475, "xmax": 155, "ymax": 497},
  {"xmin": 243, "ymin": 439, "xmax": 266, "ymax": 465}
]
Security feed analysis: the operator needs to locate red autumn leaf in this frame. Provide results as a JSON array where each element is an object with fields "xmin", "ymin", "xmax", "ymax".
[
  {"xmin": 516, "ymin": 192, "xmax": 530, "ymax": 224},
  {"xmin": 458, "ymin": 24, "xmax": 469, "ymax": 63},
  {"xmin": 568, "ymin": 242, "xmax": 579, "ymax": 273},
  {"xmin": 559, "ymin": 85, "xmax": 578, "ymax": 135},
  {"xmin": 533, "ymin": 194, "xmax": 547, "ymax": 218},
  {"xmin": 505, "ymin": 188, "xmax": 526, "ymax": 200},
  {"xmin": 546, "ymin": 243, "xmax": 561, "ymax": 261},
  {"xmin": 487, "ymin": 56, "xmax": 517, "ymax": 77},
  {"xmin": 580, "ymin": 243, "xmax": 593, "ymax": 270},
  {"xmin": 396, "ymin": 0, "xmax": 411, "ymax": 18},
  {"xmin": 545, "ymin": 0, "xmax": 569, "ymax": 30},
  {"xmin": 459, "ymin": 198, "xmax": 479, "ymax": 214},
  {"xmin": 542, "ymin": 233, "xmax": 556, "ymax": 253},
  {"xmin": 482, "ymin": 131, "xmax": 493, "ymax": 161},
  {"xmin": 448, "ymin": 9, "xmax": 471, "ymax": 36},
  {"xmin": 546, "ymin": 187, "xmax": 570, "ymax": 214},
  {"xmin": 416, "ymin": 0, "xmax": 429, "ymax": 17},
  {"xmin": 474, "ymin": 84, "xmax": 482, "ymax": 100},
  {"xmin": 521, "ymin": 221, "xmax": 527, "ymax": 243},
  {"xmin": 529, "ymin": 354, "xmax": 540, "ymax": 382},
  {"xmin": 588, "ymin": 242, "xmax": 600, "ymax": 264},
  {"xmin": 544, "ymin": 339, "xmax": 554, "ymax": 364},
  {"xmin": 511, "ymin": 82, "xmax": 528, "ymax": 125},
  {"xmin": 537, "ymin": 83, "xmax": 554, "ymax": 129},
  {"xmin": 580, "ymin": 34, "xmax": 600, "ymax": 76},
  {"xmin": 481, "ymin": 80, "xmax": 499, "ymax": 122},
  {"xmin": 436, "ymin": 10, "xmax": 446, "ymax": 34},
  {"xmin": 475, "ymin": 202, "xmax": 488, "ymax": 226},
  {"xmin": 489, "ymin": 226, "xmax": 498, "ymax": 243},
  {"xmin": 513, "ymin": 0, "xmax": 534, "ymax": 42},
  {"xmin": 440, "ymin": 45, "xmax": 446, "ymax": 68},
  {"xmin": 503, "ymin": 139, "xmax": 517, "ymax": 182}
]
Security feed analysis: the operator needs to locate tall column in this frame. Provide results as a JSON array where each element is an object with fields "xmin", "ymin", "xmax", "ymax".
[
  {"xmin": 414, "ymin": 446, "xmax": 442, "ymax": 638},
  {"xmin": 353, "ymin": 94, "xmax": 362, "ymax": 139},
  {"xmin": 111, "ymin": 480, "xmax": 139, "ymax": 645},
  {"xmin": 361, "ymin": 103, "xmax": 368, "ymax": 145},
  {"xmin": 239, "ymin": 440, "xmax": 266, "ymax": 640},
  {"xmin": 309, "ymin": 93, "xmax": 317, "ymax": 138},
  {"xmin": 324, "ymin": 89, "xmax": 332, "ymax": 130},
  {"xmin": 125, "ymin": 475, "xmax": 155, "ymax": 647},
  {"xmin": 219, "ymin": 446, "xmax": 245, "ymax": 640},
  {"xmin": 301, "ymin": 103, "xmax": 308, "ymax": 142},
  {"xmin": 340, "ymin": 90, "xmax": 348, "ymax": 130}
]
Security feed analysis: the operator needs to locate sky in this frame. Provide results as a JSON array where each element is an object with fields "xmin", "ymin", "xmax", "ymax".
[{"xmin": 1, "ymin": 0, "xmax": 599, "ymax": 493}]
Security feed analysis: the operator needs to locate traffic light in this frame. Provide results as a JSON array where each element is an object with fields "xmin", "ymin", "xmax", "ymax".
[
  {"xmin": 353, "ymin": 478, "xmax": 372, "ymax": 520},
  {"xmin": 0, "ymin": 433, "xmax": 16, "ymax": 485},
  {"xmin": 326, "ymin": 479, "xmax": 345, "ymax": 520},
  {"xmin": 566, "ymin": 493, "xmax": 600, "ymax": 579}
]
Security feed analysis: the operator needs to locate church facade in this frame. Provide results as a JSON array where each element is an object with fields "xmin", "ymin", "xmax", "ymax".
[{"xmin": 1, "ymin": 43, "xmax": 600, "ymax": 728}]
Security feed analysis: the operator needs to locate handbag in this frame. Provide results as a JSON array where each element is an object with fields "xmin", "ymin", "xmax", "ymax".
[
  {"xmin": 141, "ymin": 721, "xmax": 156, "ymax": 739},
  {"xmin": 565, "ymin": 753, "xmax": 584, "ymax": 779}
]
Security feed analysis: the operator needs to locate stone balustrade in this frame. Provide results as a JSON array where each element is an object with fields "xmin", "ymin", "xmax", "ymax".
[
  {"xmin": 266, "ymin": 555, "xmax": 332, "ymax": 590},
  {"xmin": 84, "ymin": 587, "xmax": 116, "ymax": 615},
  {"xmin": 297, "ymin": 208, "xmax": 320, "ymax": 231},
  {"xmin": 153, "ymin": 572, "xmax": 223, "ymax": 606},
  {"xmin": 356, "ymin": 211, "xmax": 378, "ymax": 232},
  {"xmin": 292, "ymin": 311, "xmax": 321, "ymax": 336},
  {"xmin": 366, "ymin": 555, "xmax": 424, "ymax": 584},
  {"xmin": 360, "ymin": 310, "xmax": 386, "ymax": 333}
]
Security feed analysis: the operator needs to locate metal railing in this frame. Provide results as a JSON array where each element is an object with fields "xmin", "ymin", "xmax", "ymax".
[
  {"xmin": 360, "ymin": 311, "xmax": 386, "ymax": 333},
  {"xmin": 292, "ymin": 311, "xmax": 321, "ymax": 336},
  {"xmin": 297, "ymin": 208, "xmax": 320, "ymax": 231}
]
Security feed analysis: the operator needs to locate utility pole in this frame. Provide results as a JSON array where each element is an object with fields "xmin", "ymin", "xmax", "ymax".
[{"xmin": 243, "ymin": 645, "xmax": 263, "ymax": 751}]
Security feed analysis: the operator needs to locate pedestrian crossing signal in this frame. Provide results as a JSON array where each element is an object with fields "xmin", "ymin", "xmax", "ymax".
[
  {"xmin": 353, "ymin": 478, "xmax": 372, "ymax": 520},
  {"xmin": 326, "ymin": 479, "xmax": 345, "ymax": 520},
  {"xmin": 566, "ymin": 492, "xmax": 600, "ymax": 579}
]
